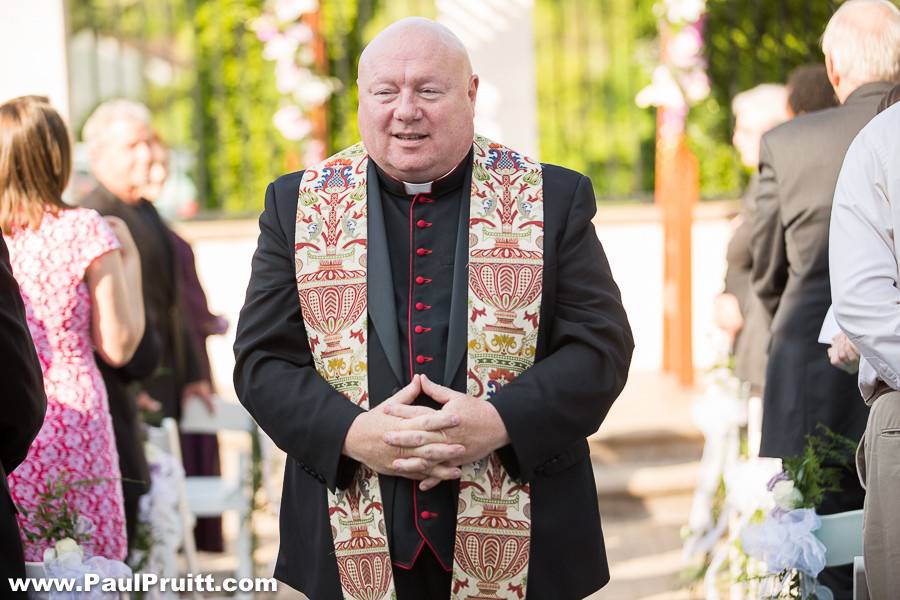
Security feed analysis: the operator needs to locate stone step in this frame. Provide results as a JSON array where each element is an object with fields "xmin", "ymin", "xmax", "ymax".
[
  {"xmin": 590, "ymin": 427, "xmax": 704, "ymax": 502},
  {"xmin": 593, "ymin": 458, "xmax": 700, "ymax": 500}
]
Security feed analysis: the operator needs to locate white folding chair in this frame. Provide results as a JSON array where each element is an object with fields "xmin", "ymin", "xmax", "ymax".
[
  {"xmin": 814, "ymin": 509, "xmax": 867, "ymax": 600},
  {"xmin": 146, "ymin": 419, "xmax": 200, "ymax": 579},
  {"xmin": 179, "ymin": 395, "xmax": 256, "ymax": 596}
]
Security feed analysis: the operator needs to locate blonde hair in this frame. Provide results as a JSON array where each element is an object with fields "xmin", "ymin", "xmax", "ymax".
[
  {"xmin": 822, "ymin": 0, "xmax": 900, "ymax": 86},
  {"xmin": 0, "ymin": 96, "xmax": 72, "ymax": 234}
]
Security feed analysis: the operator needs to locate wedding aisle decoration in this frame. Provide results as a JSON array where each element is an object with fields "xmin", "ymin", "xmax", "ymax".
[
  {"xmin": 128, "ymin": 440, "xmax": 187, "ymax": 599},
  {"xmin": 19, "ymin": 473, "xmax": 132, "ymax": 599},
  {"xmin": 252, "ymin": 0, "xmax": 337, "ymax": 164},
  {"xmin": 636, "ymin": 0, "xmax": 711, "ymax": 138},
  {"xmin": 683, "ymin": 353, "xmax": 859, "ymax": 599}
]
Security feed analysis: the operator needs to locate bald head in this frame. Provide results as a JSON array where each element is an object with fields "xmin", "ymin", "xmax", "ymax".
[
  {"xmin": 356, "ymin": 17, "xmax": 479, "ymax": 183},
  {"xmin": 822, "ymin": 0, "xmax": 900, "ymax": 101},
  {"xmin": 358, "ymin": 17, "xmax": 472, "ymax": 85}
]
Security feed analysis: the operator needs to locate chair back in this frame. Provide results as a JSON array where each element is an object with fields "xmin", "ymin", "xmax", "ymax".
[
  {"xmin": 180, "ymin": 395, "xmax": 255, "ymax": 434},
  {"xmin": 815, "ymin": 509, "xmax": 864, "ymax": 567}
]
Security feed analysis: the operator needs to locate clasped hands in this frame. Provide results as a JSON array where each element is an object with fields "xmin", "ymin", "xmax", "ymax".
[{"xmin": 342, "ymin": 374, "xmax": 510, "ymax": 491}]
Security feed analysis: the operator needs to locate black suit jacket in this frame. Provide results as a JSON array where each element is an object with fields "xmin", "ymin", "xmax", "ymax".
[
  {"xmin": 81, "ymin": 186, "xmax": 201, "ymax": 420},
  {"xmin": 0, "ymin": 233, "xmax": 46, "ymax": 592},
  {"xmin": 751, "ymin": 82, "xmax": 891, "ymax": 458},
  {"xmin": 234, "ymin": 159, "xmax": 633, "ymax": 599}
]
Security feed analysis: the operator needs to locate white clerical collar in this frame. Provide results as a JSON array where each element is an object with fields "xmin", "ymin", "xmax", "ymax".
[{"xmin": 403, "ymin": 181, "xmax": 433, "ymax": 195}]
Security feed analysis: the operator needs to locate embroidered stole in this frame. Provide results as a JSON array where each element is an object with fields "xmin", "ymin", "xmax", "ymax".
[{"xmin": 294, "ymin": 135, "xmax": 543, "ymax": 600}]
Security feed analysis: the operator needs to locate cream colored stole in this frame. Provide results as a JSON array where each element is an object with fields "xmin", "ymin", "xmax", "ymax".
[{"xmin": 295, "ymin": 135, "xmax": 543, "ymax": 600}]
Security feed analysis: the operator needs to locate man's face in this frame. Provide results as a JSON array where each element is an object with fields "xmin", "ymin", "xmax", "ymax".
[
  {"xmin": 357, "ymin": 35, "xmax": 478, "ymax": 183},
  {"xmin": 91, "ymin": 119, "xmax": 154, "ymax": 203},
  {"xmin": 732, "ymin": 112, "xmax": 766, "ymax": 169}
]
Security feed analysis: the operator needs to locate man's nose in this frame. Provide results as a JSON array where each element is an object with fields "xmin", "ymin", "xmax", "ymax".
[
  {"xmin": 394, "ymin": 91, "xmax": 421, "ymax": 122},
  {"xmin": 135, "ymin": 141, "xmax": 153, "ymax": 161}
]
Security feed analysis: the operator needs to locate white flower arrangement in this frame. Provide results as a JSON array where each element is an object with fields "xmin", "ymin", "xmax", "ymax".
[
  {"xmin": 253, "ymin": 0, "xmax": 337, "ymax": 155},
  {"xmin": 128, "ymin": 441, "xmax": 186, "ymax": 596},
  {"xmin": 39, "ymin": 538, "xmax": 132, "ymax": 600},
  {"xmin": 682, "ymin": 348, "xmax": 856, "ymax": 599},
  {"xmin": 635, "ymin": 0, "xmax": 711, "ymax": 138}
]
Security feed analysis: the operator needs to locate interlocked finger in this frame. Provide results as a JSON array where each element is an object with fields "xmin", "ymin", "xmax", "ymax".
[
  {"xmin": 402, "ymin": 411, "xmax": 459, "ymax": 432},
  {"xmin": 384, "ymin": 430, "xmax": 455, "ymax": 448},
  {"xmin": 399, "ymin": 442, "xmax": 465, "ymax": 463},
  {"xmin": 392, "ymin": 456, "xmax": 435, "ymax": 474},
  {"xmin": 383, "ymin": 403, "xmax": 434, "ymax": 419}
]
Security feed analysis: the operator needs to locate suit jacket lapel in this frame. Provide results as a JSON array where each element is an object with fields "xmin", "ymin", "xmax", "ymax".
[
  {"xmin": 366, "ymin": 161, "xmax": 404, "ymax": 386},
  {"xmin": 443, "ymin": 166, "xmax": 473, "ymax": 387}
]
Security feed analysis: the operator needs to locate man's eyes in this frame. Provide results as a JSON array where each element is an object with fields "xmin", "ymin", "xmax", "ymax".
[{"xmin": 371, "ymin": 88, "xmax": 443, "ymax": 97}]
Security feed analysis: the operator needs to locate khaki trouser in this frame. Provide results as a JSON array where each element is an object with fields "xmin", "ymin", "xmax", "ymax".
[{"xmin": 857, "ymin": 390, "xmax": 900, "ymax": 599}]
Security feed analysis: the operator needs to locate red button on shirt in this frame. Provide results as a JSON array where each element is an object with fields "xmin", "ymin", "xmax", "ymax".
[
  {"xmin": 416, "ymin": 247, "xmax": 432, "ymax": 256},
  {"xmin": 414, "ymin": 325, "xmax": 432, "ymax": 334},
  {"xmin": 416, "ymin": 355, "xmax": 433, "ymax": 364},
  {"xmin": 415, "ymin": 302, "xmax": 431, "ymax": 311},
  {"xmin": 415, "ymin": 276, "xmax": 432, "ymax": 285},
  {"xmin": 420, "ymin": 511, "xmax": 438, "ymax": 520},
  {"xmin": 416, "ymin": 219, "xmax": 432, "ymax": 228}
]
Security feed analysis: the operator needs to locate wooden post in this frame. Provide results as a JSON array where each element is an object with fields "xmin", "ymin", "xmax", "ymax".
[
  {"xmin": 656, "ymin": 108, "xmax": 697, "ymax": 387},
  {"xmin": 303, "ymin": 5, "xmax": 328, "ymax": 163}
]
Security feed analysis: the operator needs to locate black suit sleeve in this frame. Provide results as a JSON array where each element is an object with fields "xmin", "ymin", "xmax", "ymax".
[
  {"xmin": 751, "ymin": 137, "xmax": 788, "ymax": 318},
  {"xmin": 234, "ymin": 180, "xmax": 364, "ymax": 491},
  {"xmin": 488, "ymin": 175, "xmax": 633, "ymax": 481},
  {"xmin": 0, "ymin": 234, "xmax": 46, "ymax": 474}
]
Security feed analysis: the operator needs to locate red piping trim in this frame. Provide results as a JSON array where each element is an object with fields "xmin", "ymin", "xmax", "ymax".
[
  {"xmin": 408, "ymin": 195, "xmax": 417, "ymax": 378},
  {"xmin": 392, "ymin": 538, "xmax": 426, "ymax": 570},
  {"xmin": 411, "ymin": 480, "xmax": 453, "ymax": 572}
]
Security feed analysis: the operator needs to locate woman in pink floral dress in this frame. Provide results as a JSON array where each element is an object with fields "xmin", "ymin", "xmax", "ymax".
[{"xmin": 0, "ymin": 96, "xmax": 145, "ymax": 561}]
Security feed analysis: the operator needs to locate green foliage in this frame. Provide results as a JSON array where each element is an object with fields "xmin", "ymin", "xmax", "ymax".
[
  {"xmin": 535, "ymin": 0, "xmax": 658, "ymax": 200},
  {"xmin": 782, "ymin": 425, "xmax": 858, "ymax": 510},
  {"xmin": 698, "ymin": 0, "xmax": 842, "ymax": 197},
  {"xmin": 72, "ymin": 0, "xmax": 848, "ymax": 210},
  {"xmin": 17, "ymin": 472, "xmax": 107, "ymax": 547},
  {"xmin": 193, "ymin": 0, "xmax": 291, "ymax": 213}
]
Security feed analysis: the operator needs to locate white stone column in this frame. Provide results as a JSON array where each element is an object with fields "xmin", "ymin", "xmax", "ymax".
[
  {"xmin": 0, "ymin": 0, "xmax": 71, "ymax": 120},
  {"xmin": 437, "ymin": 0, "xmax": 539, "ymax": 159}
]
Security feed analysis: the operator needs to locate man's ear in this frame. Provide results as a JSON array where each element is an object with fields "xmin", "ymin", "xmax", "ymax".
[
  {"xmin": 468, "ymin": 74, "xmax": 479, "ymax": 107},
  {"xmin": 824, "ymin": 53, "xmax": 840, "ymax": 96}
]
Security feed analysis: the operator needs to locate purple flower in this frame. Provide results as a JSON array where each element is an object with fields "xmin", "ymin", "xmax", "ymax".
[{"xmin": 766, "ymin": 470, "xmax": 789, "ymax": 491}]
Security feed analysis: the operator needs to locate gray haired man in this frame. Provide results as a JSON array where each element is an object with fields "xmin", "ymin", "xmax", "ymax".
[
  {"xmin": 830, "ymin": 88, "xmax": 900, "ymax": 599},
  {"xmin": 750, "ymin": 1, "xmax": 900, "ymax": 596}
]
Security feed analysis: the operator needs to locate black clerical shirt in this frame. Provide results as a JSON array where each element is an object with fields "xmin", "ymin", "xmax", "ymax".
[{"xmin": 375, "ymin": 151, "xmax": 472, "ymax": 572}]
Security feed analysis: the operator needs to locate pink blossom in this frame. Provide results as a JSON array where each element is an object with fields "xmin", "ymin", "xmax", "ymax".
[
  {"xmin": 274, "ymin": 0, "xmax": 317, "ymax": 22},
  {"xmin": 667, "ymin": 26, "xmax": 703, "ymax": 69},
  {"xmin": 263, "ymin": 33, "xmax": 299, "ymax": 62},
  {"xmin": 275, "ymin": 60, "xmax": 305, "ymax": 94},
  {"xmin": 252, "ymin": 15, "xmax": 280, "ymax": 42},
  {"xmin": 274, "ymin": 105, "xmax": 312, "ymax": 140},
  {"xmin": 636, "ymin": 65, "xmax": 686, "ymax": 110},
  {"xmin": 664, "ymin": 0, "xmax": 705, "ymax": 24}
]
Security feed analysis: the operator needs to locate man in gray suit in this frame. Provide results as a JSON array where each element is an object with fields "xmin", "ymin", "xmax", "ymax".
[{"xmin": 751, "ymin": 1, "xmax": 900, "ymax": 596}]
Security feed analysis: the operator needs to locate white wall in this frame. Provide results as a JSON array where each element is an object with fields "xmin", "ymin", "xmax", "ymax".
[
  {"xmin": 181, "ymin": 213, "xmax": 731, "ymax": 400},
  {"xmin": 0, "ymin": 0, "xmax": 70, "ymax": 119},
  {"xmin": 437, "ymin": 0, "xmax": 540, "ymax": 158}
]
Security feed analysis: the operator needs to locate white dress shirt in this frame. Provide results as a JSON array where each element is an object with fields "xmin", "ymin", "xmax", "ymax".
[{"xmin": 830, "ymin": 102, "xmax": 900, "ymax": 402}]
